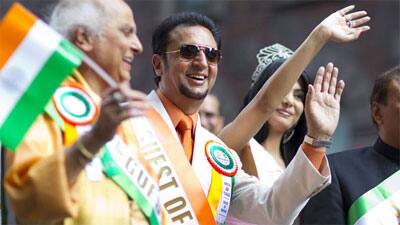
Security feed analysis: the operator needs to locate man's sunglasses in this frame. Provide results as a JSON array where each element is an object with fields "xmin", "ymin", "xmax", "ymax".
[{"xmin": 163, "ymin": 44, "xmax": 222, "ymax": 64}]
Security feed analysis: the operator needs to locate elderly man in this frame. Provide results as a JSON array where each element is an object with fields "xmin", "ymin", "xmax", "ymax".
[
  {"xmin": 5, "ymin": 0, "xmax": 152, "ymax": 224},
  {"xmin": 145, "ymin": 5, "xmax": 369, "ymax": 224},
  {"xmin": 199, "ymin": 94, "xmax": 224, "ymax": 134},
  {"xmin": 301, "ymin": 66, "xmax": 400, "ymax": 225}
]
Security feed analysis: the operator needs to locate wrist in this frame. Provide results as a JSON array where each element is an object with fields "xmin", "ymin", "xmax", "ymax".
[
  {"xmin": 76, "ymin": 138, "xmax": 95, "ymax": 161},
  {"xmin": 304, "ymin": 134, "xmax": 332, "ymax": 148},
  {"xmin": 306, "ymin": 129, "xmax": 332, "ymax": 141},
  {"xmin": 310, "ymin": 25, "xmax": 330, "ymax": 45},
  {"xmin": 91, "ymin": 127, "xmax": 111, "ymax": 143},
  {"xmin": 81, "ymin": 132, "xmax": 105, "ymax": 155}
]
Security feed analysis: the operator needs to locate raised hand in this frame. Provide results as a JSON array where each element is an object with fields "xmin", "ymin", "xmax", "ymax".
[
  {"xmin": 91, "ymin": 86, "xmax": 149, "ymax": 144},
  {"xmin": 305, "ymin": 63, "xmax": 345, "ymax": 140},
  {"xmin": 318, "ymin": 5, "xmax": 370, "ymax": 42}
]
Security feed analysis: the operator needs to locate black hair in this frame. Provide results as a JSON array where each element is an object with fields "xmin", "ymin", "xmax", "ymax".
[
  {"xmin": 242, "ymin": 58, "xmax": 310, "ymax": 166},
  {"xmin": 370, "ymin": 65, "xmax": 400, "ymax": 126},
  {"xmin": 151, "ymin": 12, "xmax": 221, "ymax": 85}
]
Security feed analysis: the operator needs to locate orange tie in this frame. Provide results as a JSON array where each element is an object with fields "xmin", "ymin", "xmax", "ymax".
[{"xmin": 177, "ymin": 116, "xmax": 193, "ymax": 162}]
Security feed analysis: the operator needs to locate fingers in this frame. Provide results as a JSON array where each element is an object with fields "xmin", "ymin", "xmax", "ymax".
[
  {"xmin": 102, "ymin": 93, "xmax": 117, "ymax": 106},
  {"xmin": 339, "ymin": 6, "xmax": 370, "ymax": 29},
  {"xmin": 345, "ymin": 11, "xmax": 367, "ymax": 21},
  {"xmin": 314, "ymin": 66, "xmax": 325, "ymax": 92},
  {"xmin": 350, "ymin": 26, "xmax": 371, "ymax": 40},
  {"xmin": 356, "ymin": 26, "xmax": 371, "ymax": 34},
  {"xmin": 328, "ymin": 67, "xmax": 338, "ymax": 94},
  {"xmin": 338, "ymin": 5, "xmax": 355, "ymax": 15},
  {"xmin": 121, "ymin": 100, "xmax": 149, "ymax": 115},
  {"xmin": 350, "ymin": 16, "xmax": 371, "ymax": 28},
  {"xmin": 335, "ymin": 80, "xmax": 345, "ymax": 101},
  {"xmin": 116, "ymin": 91, "xmax": 149, "ymax": 117},
  {"xmin": 107, "ymin": 85, "xmax": 149, "ymax": 105},
  {"xmin": 315, "ymin": 63, "xmax": 344, "ymax": 98},
  {"xmin": 118, "ymin": 101, "xmax": 149, "ymax": 120},
  {"xmin": 305, "ymin": 84, "xmax": 315, "ymax": 106},
  {"xmin": 123, "ymin": 88, "xmax": 149, "ymax": 104},
  {"xmin": 112, "ymin": 91, "xmax": 126, "ymax": 103},
  {"xmin": 122, "ymin": 88, "xmax": 150, "ymax": 114},
  {"xmin": 101, "ymin": 85, "xmax": 149, "ymax": 120},
  {"xmin": 322, "ymin": 63, "xmax": 334, "ymax": 92},
  {"xmin": 344, "ymin": 9, "xmax": 370, "ymax": 38},
  {"xmin": 101, "ymin": 87, "xmax": 125, "ymax": 107}
]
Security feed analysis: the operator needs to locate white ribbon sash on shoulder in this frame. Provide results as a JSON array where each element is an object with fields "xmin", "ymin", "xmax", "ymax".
[{"xmin": 349, "ymin": 170, "xmax": 400, "ymax": 225}]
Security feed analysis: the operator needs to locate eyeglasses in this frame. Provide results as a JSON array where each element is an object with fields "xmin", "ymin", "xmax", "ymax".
[{"xmin": 163, "ymin": 44, "xmax": 222, "ymax": 64}]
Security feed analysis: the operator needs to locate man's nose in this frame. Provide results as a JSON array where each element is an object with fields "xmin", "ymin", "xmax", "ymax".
[
  {"xmin": 131, "ymin": 35, "xmax": 143, "ymax": 55},
  {"xmin": 192, "ymin": 50, "xmax": 209, "ymax": 68}
]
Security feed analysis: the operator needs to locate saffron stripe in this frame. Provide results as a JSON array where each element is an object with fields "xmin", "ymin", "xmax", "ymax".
[
  {"xmin": 0, "ymin": 39, "xmax": 83, "ymax": 150},
  {"xmin": 0, "ymin": 3, "xmax": 36, "ymax": 69},
  {"xmin": 145, "ymin": 109, "xmax": 216, "ymax": 224},
  {"xmin": 0, "ymin": 20, "xmax": 62, "ymax": 124}
]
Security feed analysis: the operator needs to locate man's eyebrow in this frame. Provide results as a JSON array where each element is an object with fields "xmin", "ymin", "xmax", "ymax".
[{"xmin": 121, "ymin": 24, "xmax": 135, "ymax": 32}]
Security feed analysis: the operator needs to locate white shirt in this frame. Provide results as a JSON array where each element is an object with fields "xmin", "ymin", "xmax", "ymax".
[{"xmin": 147, "ymin": 91, "xmax": 331, "ymax": 225}]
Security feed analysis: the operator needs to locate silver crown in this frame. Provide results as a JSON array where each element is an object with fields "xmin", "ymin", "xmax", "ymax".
[{"xmin": 251, "ymin": 43, "xmax": 293, "ymax": 84}]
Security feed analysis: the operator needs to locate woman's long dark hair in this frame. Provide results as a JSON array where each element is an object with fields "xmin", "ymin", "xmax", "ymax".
[{"xmin": 242, "ymin": 58, "xmax": 310, "ymax": 166}]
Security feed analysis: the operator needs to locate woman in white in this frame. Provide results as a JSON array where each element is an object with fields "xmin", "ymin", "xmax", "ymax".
[
  {"xmin": 218, "ymin": 5, "xmax": 370, "ymax": 224},
  {"xmin": 243, "ymin": 44, "xmax": 309, "ymax": 177},
  {"xmin": 224, "ymin": 44, "xmax": 310, "ymax": 225}
]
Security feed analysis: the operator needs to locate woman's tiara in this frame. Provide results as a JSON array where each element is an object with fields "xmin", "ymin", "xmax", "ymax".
[{"xmin": 251, "ymin": 43, "xmax": 293, "ymax": 84}]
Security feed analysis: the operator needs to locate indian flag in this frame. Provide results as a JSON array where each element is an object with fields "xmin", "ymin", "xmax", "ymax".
[{"xmin": 0, "ymin": 3, "xmax": 84, "ymax": 151}]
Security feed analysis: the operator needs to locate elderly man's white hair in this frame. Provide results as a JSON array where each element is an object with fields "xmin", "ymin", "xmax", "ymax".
[{"xmin": 49, "ymin": 0, "xmax": 108, "ymax": 40}]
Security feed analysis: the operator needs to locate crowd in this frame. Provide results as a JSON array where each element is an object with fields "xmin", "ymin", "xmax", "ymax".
[{"xmin": 1, "ymin": 0, "xmax": 398, "ymax": 225}]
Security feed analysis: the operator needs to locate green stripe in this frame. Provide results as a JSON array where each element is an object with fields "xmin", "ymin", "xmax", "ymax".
[
  {"xmin": 0, "ymin": 39, "xmax": 83, "ymax": 150},
  {"xmin": 101, "ymin": 147, "xmax": 161, "ymax": 225},
  {"xmin": 231, "ymin": 176, "xmax": 235, "ymax": 198},
  {"xmin": 348, "ymin": 170, "xmax": 400, "ymax": 225},
  {"xmin": 44, "ymin": 100, "xmax": 65, "ymax": 131}
]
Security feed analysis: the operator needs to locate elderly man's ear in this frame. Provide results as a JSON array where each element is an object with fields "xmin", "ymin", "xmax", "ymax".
[{"xmin": 72, "ymin": 26, "xmax": 95, "ymax": 52}]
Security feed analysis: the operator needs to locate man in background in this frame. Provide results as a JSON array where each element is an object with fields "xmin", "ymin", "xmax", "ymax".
[
  {"xmin": 199, "ymin": 94, "xmax": 224, "ymax": 134},
  {"xmin": 301, "ymin": 65, "xmax": 400, "ymax": 225}
]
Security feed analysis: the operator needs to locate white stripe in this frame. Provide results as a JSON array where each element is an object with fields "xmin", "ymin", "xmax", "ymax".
[
  {"xmin": 0, "ymin": 20, "xmax": 61, "ymax": 127},
  {"xmin": 216, "ymin": 175, "xmax": 232, "ymax": 224},
  {"xmin": 193, "ymin": 123, "xmax": 212, "ymax": 196},
  {"xmin": 107, "ymin": 135, "xmax": 160, "ymax": 207},
  {"xmin": 354, "ymin": 192, "xmax": 400, "ymax": 225},
  {"xmin": 131, "ymin": 117, "xmax": 200, "ymax": 225}
]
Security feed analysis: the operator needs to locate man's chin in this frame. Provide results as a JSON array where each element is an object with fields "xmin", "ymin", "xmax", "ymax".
[
  {"xmin": 119, "ymin": 71, "xmax": 131, "ymax": 83},
  {"xmin": 180, "ymin": 86, "xmax": 208, "ymax": 100}
]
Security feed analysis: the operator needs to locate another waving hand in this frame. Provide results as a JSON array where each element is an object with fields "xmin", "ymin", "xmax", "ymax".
[{"xmin": 305, "ymin": 63, "xmax": 345, "ymax": 140}]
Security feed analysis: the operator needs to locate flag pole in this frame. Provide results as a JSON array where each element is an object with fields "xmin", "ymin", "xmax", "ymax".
[{"xmin": 82, "ymin": 54, "xmax": 118, "ymax": 88}]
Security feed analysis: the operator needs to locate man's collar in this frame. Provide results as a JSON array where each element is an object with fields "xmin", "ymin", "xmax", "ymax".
[
  {"xmin": 156, "ymin": 89, "xmax": 197, "ymax": 131},
  {"xmin": 374, "ymin": 137, "xmax": 400, "ymax": 161}
]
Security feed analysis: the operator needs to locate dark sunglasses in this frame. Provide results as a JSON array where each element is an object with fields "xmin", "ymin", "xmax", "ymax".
[{"xmin": 163, "ymin": 44, "xmax": 222, "ymax": 64}]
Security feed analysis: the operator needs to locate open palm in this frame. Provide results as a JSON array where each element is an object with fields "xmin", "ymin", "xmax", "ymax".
[
  {"xmin": 319, "ymin": 5, "xmax": 370, "ymax": 43},
  {"xmin": 305, "ymin": 63, "xmax": 345, "ymax": 139}
]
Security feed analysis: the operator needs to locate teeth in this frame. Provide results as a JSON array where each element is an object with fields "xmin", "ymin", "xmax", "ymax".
[
  {"xmin": 123, "ymin": 57, "xmax": 132, "ymax": 63},
  {"xmin": 188, "ymin": 74, "xmax": 206, "ymax": 80}
]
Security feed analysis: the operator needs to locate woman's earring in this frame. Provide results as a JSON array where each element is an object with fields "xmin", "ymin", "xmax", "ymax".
[{"xmin": 283, "ymin": 128, "xmax": 295, "ymax": 144}]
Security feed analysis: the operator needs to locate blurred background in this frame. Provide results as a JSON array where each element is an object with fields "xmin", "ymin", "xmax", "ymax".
[{"xmin": 1, "ymin": 0, "xmax": 399, "ymax": 153}]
